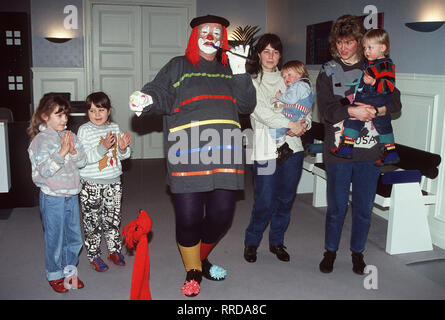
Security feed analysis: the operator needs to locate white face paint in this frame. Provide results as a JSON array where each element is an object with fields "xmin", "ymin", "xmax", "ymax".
[{"xmin": 198, "ymin": 24, "xmax": 222, "ymax": 55}]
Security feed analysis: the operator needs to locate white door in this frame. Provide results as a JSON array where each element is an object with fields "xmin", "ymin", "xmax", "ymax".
[
  {"xmin": 92, "ymin": 4, "xmax": 143, "ymax": 157},
  {"xmin": 91, "ymin": 3, "xmax": 190, "ymax": 159},
  {"xmin": 141, "ymin": 6, "xmax": 189, "ymax": 158}
]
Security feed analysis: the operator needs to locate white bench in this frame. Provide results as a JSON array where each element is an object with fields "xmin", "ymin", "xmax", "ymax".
[{"xmin": 301, "ymin": 123, "xmax": 441, "ymax": 255}]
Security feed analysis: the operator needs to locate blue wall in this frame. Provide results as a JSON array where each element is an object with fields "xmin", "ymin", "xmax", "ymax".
[
  {"xmin": 269, "ymin": 0, "xmax": 445, "ymax": 75},
  {"xmin": 31, "ymin": 0, "xmax": 83, "ymax": 68},
  {"xmin": 197, "ymin": 0, "xmax": 267, "ymax": 41},
  {"xmin": 6, "ymin": 0, "xmax": 444, "ymax": 75}
]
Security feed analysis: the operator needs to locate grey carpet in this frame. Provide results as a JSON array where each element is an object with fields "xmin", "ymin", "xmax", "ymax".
[
  {"xmin": 0, "ymin": 209, "xmax": 12, "ymax": 220},
  {"xmin": 407, "ymin": 259, "xmax": 445, "ymax": 289},
  {"xmin": 1, "ymin": 159, "xmax": 445, "ymax": 300}
]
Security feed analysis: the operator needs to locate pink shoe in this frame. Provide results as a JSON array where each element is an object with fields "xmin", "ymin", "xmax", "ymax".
[{"xmin": 181, "ymin": 269, "xmax": 202, "ymax": 297}]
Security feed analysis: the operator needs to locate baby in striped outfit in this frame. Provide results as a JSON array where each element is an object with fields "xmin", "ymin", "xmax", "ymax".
[
  {"xmin": 270, "ymin": 60, "xmax": 314, "ymax": 146},
  {"xmin": 77, "ymin": 92, "xmax": 131, "ymax": 272}
]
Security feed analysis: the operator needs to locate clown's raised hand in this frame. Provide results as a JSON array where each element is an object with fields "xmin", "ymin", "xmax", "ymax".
[
  {"xmin": 227, "ymin": 45, "xmax": 249, "ymax": 75},
  {"xmin": 129, "ymin": 91, "xmax": 153, "ymax": 117}
]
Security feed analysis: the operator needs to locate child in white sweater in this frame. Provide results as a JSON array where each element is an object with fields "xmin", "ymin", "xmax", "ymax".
[{"xmin": 77, "ymin": 92, "xmax": 131, "ymax": 272}]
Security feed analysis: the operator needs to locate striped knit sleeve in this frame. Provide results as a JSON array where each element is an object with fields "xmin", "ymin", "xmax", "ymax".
[
  {"xmin": 77, "ymin": 124, "xmax": 107, "ymax": 165},
  {"xmin": 232, "ymin": 73, "xmax": 256, "ymax": 115},
  {"xmin": 140, "ymin": 57, "xmax": 180, "ymax": 116},
  {"xmin": 367, "ymin": 61, "xmax": 395, "ymax": 94}
]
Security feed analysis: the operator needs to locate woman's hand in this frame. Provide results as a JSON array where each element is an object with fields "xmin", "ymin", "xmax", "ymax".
[
  {"xmin": 286, "ymin": 119, "xmax": 307, "ymax": 137},
  {"xmin": 348, "ymin": 102, "xmax": 376, "ymax": 122},
  {"xmin": 118, "ymin": 131, "xmax": 131, "ymax": 152},
  {"xmin": 102, "ymin": 131, "xmax": 116, "ymax": 150}
]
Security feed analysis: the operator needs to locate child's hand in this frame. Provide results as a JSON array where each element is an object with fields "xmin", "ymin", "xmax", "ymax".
[
  {"xmin": 363, "ymin": 72, "xmax": 376, "ymax": 86},
  {"xmin": 68, "ymin": 131, "xmax": 77, "ymax": 155},
  {"xmin": 275, "ymin": 90, "xmax": 281, "ymax": 100},
  {"xmin": 102, "ymin": 131, "xmax": 116, "ymax": 150},
  {"xmin": 118, "ymin": 131, "xmax": 131, "ymax": 152},
  {"xmin": 59, "ymin": 131, "xmax": 71, "ymax": 157}
]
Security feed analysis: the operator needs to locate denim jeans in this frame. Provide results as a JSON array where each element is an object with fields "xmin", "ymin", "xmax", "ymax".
[
  {"xmin": 245, "ymin": 151, "xmax": 304, "ymax": 247},
  {"xmin": 39, "ymin": 191, "xmax": 83, "ymax": 281},
  {"xmin": 324, "ymin": 161, "xmax": 380, "ymax": 253}
]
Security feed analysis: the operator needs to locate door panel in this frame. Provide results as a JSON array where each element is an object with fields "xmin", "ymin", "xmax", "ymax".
[
  {"xmin": 91, "ymin": 4, "xmax": 190, "ymax": 159},
  {"xmin": 92, "ymin": 5, "xmax": 143, "ymax": 157},
  {"xmin": 141, "ymin": 6, "xmax": 189, "ymax": 158}
]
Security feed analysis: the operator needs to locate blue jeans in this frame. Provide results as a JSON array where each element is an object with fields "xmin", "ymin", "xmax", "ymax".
[
  {"xmin": 245, "ymin": 151, "xmax": 304, "ymax": 247},
  {"xmin": 324, "ymin": 161, "xmax": 380, "ymax": 253},
  {"xmin": 39, "ymin": 191, "xmax": 83, "ymax": 281}
]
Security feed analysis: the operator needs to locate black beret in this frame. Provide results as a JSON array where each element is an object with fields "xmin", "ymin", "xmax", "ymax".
[{"xmin": 190, "ymin": 15, "xmax": 229, "ymax": 28}]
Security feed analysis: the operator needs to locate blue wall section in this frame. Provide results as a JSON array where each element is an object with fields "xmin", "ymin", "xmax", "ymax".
[
  {"xmin": 30, "ymin": 0, "xmax": 83, "ymax": 68},
  {"xmin": 4, "ymin": 0, "xmax": 443, "ymax": 75},
  {"xmin": 196, "ymin": 0, "xmax": 267, "ymax": 42},
  {"xmin": 269, "ymin": 0, "xmax": 445, "ymax": 75}
]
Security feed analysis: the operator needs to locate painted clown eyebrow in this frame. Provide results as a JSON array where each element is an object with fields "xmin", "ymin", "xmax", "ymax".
[
  {"xmin": 213, "ymin": 28, "xmax": 221, "ymax": 38},
  {"xmin": 200, "ymin": 25, "xmax": 210, "ymax": 35}
]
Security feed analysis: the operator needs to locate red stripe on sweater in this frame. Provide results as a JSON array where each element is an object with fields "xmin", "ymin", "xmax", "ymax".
[
  {"xmin": 386, "ymin": 80, "xmax": 395, "ymax": 92},
  {"xmin": 375, "ymin": 70, "xmax": 395, "ymax": 79},
  {"xmin": 176, "ymin": 95, "xmax": 236, "ymax": 112}
]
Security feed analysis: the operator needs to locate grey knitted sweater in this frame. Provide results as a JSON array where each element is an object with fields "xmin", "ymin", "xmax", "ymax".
[
  {"xmin": 316, "ymin": 58, "xmax": 402, "ymax": 164},
  {"xmin": 140, "ymin": 55, "xmax": 256, "ymax": 193}
]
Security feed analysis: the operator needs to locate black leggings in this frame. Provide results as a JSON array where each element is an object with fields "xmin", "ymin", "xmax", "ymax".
[{"xmin": 172, "ymin": 189, "xmax": 236, "ymax": 247}]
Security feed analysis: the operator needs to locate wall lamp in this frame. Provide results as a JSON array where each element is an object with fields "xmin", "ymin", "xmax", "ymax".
[
  {"xmin": 44, "ymin": 37, "xmax": 72, "ymax": 43},
  {"xmin": 405, "ymin": 21, "xmax": 445, "ymax": 32}
]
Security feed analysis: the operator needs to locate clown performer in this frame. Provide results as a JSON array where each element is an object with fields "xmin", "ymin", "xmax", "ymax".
[{"xmin": 129, "ymin": 15, "xmax": 256, "ymax": 297}]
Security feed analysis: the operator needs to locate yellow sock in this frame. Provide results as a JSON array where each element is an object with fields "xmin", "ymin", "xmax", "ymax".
[{"xmin": 178, "ymin": 242, "xmax": 202, "ymax": 272}]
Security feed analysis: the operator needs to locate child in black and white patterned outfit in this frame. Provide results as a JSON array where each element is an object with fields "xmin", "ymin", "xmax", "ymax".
[{"xmin": 77, "ymin": 92, "xmax": 132, "ymax": 272}]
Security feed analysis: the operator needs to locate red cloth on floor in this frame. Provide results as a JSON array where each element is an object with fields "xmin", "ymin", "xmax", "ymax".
[{"xmin": 122, "ymin": 209, "xmax": 152, "ymax": 300}]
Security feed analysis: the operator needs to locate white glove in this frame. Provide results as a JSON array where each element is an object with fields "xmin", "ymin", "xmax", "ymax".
[
  {"xmin": 129, "ymin": 91, "xmax": 153, "ymax": 117},
  {"xmin": 226, "ymin": 45, "xmax": 249, "ymax": 75}
]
